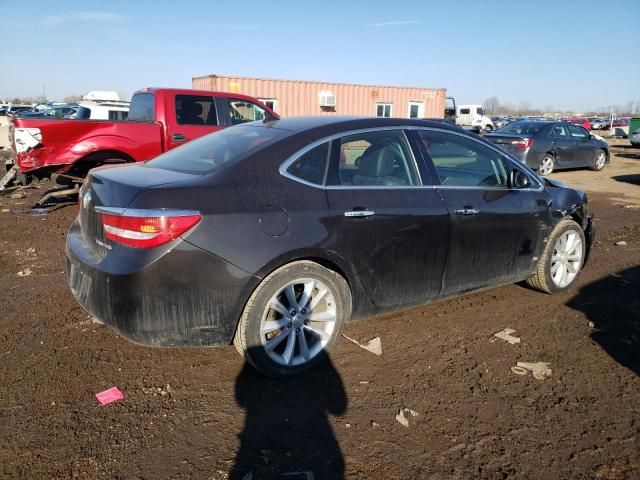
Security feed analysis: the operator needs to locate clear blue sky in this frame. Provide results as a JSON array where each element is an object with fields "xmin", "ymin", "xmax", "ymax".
[{"xmin": 1, "ymin": 0, "xmax": 638, "ymax": 111}]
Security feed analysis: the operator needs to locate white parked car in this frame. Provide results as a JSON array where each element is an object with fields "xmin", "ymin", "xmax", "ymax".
[{"xmin": 630, "ymin": 128, "xmax": 640, "ymax": 147}]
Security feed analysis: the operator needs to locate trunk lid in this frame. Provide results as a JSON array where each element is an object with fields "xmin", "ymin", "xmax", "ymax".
[
  {"xmin": 78, "ymin": 164, "xmax": 200, "ymax": 257},
  {"xmin": 485, "ymin": 133, "xmax": 531, "ymax": 155}
]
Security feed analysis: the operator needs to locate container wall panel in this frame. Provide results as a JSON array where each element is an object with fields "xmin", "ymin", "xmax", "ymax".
[{"xmin": 193, "ymin": 75, "xmax": 446, "ymax": 119}]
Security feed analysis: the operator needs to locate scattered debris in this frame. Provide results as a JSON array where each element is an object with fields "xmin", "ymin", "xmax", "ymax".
[
  {"xmin": 588, "ymin": 321, "xmax": 595, "ymax": 328},
  {"xmin": 95, "ymin": 386, "xmax": 124, "ymax": 405},
  {"xmin": 1, "ymin": 209, "xmax": 9, "ymax": 213},
  {"xmin": 26, "ymin": 247, "xmax": 36, "ymax": 254},
  {"xmin": 17, "ymin": 268, "xmax": 32, "ymax": 277},
  {"xmin": 9, "ymin": 192, "xmax": 25, "ymax": 199},
  {"xmin": 395, "ymin": 407, "xmax": 419, "ymax": 427},
  {"xmin": 342, "ymin": 334, "xmax": 382, "ymax": 355},
  {"xmin": 142, "ymin": 384, "xmax": 172, "ymax": 397},
  {"xmin": 358, "ymin": 380, "xmax": 370, "ymax": 385},
  {"xmin": 371, "ymin": 420, "xmax": 382, "ymax": 429},
  {"xmin": 614, "ymin": 241, "xmax": 627, "ymax": 246},
  {"xmin": 345, "ymin": 423, "xmax": 351, "ymax": 428},
  {"xmin": 493, "ymin": 328, "xmax": 521, "ymax": 345},
  {"xmin": 511, "ymin": 362, "xmax": 552, "ymax": 380}
]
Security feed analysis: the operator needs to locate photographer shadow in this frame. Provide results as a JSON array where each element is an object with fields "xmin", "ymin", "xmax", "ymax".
[{"xmin": 230, "ymin": 348, "xmax": 347, "ymax": 480}]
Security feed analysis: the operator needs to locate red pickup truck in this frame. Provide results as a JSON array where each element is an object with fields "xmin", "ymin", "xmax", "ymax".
[{"xmin": 6, "ymin": 87, "xmax": 277, "ymax": 185}]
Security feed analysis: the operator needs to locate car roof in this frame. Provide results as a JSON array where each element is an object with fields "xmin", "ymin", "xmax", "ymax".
[
  {"xmin": 253, "ymin": 115, "xmax": 464, "ymax": 133},
  {"xmin": 133, "ymin": 87, "xmax": 271, "ymax": 103}
]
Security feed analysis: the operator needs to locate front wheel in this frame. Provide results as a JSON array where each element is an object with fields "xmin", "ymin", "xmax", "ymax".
[
  {"xmin": 591, "ymin": 150, "xmax": 607, "ymax": 171},
  {"xmin": 538, "ymin": 154, "xmax": 555, "ymax": 176},
  {"xmin": 234, "ymin": 261, "xmax": 351, "ymax": 377},
  {"xmin": 526, "ymin": 219, "xmax": 586, "ymax": 294},
  {"xmin": 483, "ymin": 125, "xmax": 493, "ymax": 134}
]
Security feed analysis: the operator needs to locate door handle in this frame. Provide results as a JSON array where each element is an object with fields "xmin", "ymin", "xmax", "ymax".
[
  {"xmin": 172, "ymin": 133, "xmax": 186, "ymax": 143},
  {"xmin": 455, "ymin": 208, "xmax": 479, "ymax": 216},
  {"xmin": 344, "ymin": 210, "xmax": 375, "ymax": 218}
]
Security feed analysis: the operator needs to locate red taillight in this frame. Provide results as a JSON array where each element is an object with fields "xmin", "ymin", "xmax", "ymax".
[
  {"xmin": 101, "ymin": 211, "xmax": 201, "ymax": 248},
  {"xmin": 511, "ymin": 138, "xmax": 534, "ymax": 150}
]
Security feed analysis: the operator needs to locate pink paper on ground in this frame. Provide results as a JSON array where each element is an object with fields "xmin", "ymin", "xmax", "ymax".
[{"xmin": 96, "ymin": 386, "xmax": 124, "ymax": 405}]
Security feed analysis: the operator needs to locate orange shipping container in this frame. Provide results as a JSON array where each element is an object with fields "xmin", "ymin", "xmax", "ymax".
[{"xmin": 192, "ymin": 74, "xmax": 446, "ymax": 119}]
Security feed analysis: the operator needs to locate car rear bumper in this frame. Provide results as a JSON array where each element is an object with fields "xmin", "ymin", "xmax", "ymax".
[{"xmin": 66, "ymin": 220, "xmax": 258, "ymax": 347}]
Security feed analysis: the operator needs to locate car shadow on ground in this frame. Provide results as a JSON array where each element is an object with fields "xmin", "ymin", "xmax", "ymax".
[
  {"xmin": 230, "ymin": 348, "xmax": 347, "ymax": 480},
  {"xmin": 613, "ymin": 174, "xmax": 640, "ymax": 186},
  {"xmin": 566, "ymin": 266, "xmax": 640, "ymax": 376},
  {"xmin": 614, "ymin": 152, "xmax": 640, "ymax": 159}
]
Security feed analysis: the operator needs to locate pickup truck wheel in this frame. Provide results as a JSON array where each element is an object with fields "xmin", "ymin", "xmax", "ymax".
[
  {"xmin": 526, "ymin": 219, "xmax": 586, "ymax": 294},
  {"xmin": 591, "ymin": 150, "xmax": 607, "ymax": 171},
  {"xmin": 538, "ymin": 154, "xmax": 555, "ymax": 176},
  {"xmin": 483, "ymin": 125, "xmax": 493, "ymax": 134},
  {"xmin": 233, "ymin": 261, "xmax": 351, "ymax": 377}
]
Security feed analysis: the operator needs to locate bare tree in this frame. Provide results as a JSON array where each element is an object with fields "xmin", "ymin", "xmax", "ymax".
[
  {"xmin": 483, "ymin": 96, "xmax": 500, "ymax": 115},
  {"xmin": 63, "ymin": 94, "xmax": 84, "ymax": 103}
]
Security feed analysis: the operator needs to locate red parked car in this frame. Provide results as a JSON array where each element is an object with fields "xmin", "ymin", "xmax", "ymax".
[
  {"xmin": 7, "ymin": 88, "xmax": 278, "ymax": 184},
  {"xmin": 568, "ymin": 117, "xmax": 592, "ymax": 131}
]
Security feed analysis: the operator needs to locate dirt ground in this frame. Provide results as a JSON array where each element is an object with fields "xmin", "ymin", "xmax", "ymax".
[{"xmin": 1, "ymin": 140, "xmax": 639, "ymax": 479}]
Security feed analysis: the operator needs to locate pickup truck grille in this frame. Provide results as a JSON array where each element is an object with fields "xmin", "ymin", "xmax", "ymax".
[{"xmin": 78, "ymin": 188, "xmax": 108, "ymax": 259}]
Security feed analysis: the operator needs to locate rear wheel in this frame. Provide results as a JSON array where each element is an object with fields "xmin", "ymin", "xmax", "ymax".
[
  {"xmin": 538, "ymin": 154, "xmax": 555, "ymax": 176},
  {"xmin": 526, "ymin": 219, "xmax": 586, "ymax": 294},
  {"xmin": 233, "ymin": 261, "xmax": 351, "ymax": 377},
  {"xmin": 483, "ymin": 125, "xmax": 493, "ymax": 134},
  {"xmin": 591, "ymin": 149, "xmax": 607, "ymax": 171}
]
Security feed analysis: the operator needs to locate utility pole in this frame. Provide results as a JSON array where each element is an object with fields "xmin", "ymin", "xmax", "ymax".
[{"xmin": 42, "ymin": 83, "xmax": 46, "ymax": 101}]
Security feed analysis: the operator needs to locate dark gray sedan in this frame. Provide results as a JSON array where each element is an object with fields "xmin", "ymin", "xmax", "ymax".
[{"xmin": 486, "ymin": 121, "xmax": 609, "ymax": 175}]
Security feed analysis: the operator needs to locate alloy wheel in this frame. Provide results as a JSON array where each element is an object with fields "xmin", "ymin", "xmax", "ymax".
[
  {"xmin": 259, "ymin": 278, "xmax": 337, "ymax": 367},
  {"xmin": 595, "ymin": 151, "xmax": 606, "ymax": 170},
  {"xmin": 550, "ymin": 229, "xmax": 583, "ymax": 288},
  {"xmin": 539, "ymin": 156, "xmax": 554, "ymax": 176}
]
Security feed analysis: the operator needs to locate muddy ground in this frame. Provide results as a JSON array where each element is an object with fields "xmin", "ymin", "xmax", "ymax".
[{"xmin": 1, "ymin": 140, "xmax": 639, "ymax": 479}]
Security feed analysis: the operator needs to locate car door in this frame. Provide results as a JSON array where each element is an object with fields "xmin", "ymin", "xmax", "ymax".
[
  {"xmin": 415, "ymin": 129, "xmax": 546, "ymax": 295},
  {"xmin": 166, "ymin": 93, "xmax": 224, "ymax": 149},
  {"xmin": 567, "ymin": 124, "xmax": 596, "ymax": 166},
  {"xmin": 324, "ymin": 128, "xmax": 450, "ymax": 309},
  {"xmin": 549, "ymin": 124, "xmax": 574, "ymax": 167}
]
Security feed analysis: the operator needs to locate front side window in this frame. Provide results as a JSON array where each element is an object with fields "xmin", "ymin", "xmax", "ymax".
[
  {"xmin": 477, "ymin": 107, "xmax": 484, "ymax": 115},
  {"xmin": 327, "ymin": 130, "xmax": 419, "ymax": 187},
  {"xmin": 460, "ymin": 108, "xmax": 470, "ymax": 114},
  {"xmin": 568, "ymin": 124, "xmax": 589, "ymax": 139},
  {"xmin": 376, "ymin": 103, "xmax": 392, "ymax": 118},
  {"xmin": 176, "ymin": 95, "xmax": 217, "ymax": 126},
  {"xmin": 128, "ymin": 93, "xmax": 155, "ymax": 121},
  {"xmin": 286, "ymin": 142, "xmax": 329, "ymax": 185},
  {"xmin": 228, "ymin": 99, "xmax": 267, "ymax": 125},
  {"xmin": 417, "ymin": 130, "xmax": 508, "ymax": 188}
]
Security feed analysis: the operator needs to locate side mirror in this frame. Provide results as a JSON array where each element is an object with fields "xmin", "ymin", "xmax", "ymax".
[{"xmin": 511, "ymin": 169, "xmax": 531, "ymax": 189}]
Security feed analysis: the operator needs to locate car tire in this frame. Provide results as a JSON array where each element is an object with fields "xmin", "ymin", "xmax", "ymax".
[
  {"xmin": 233, "ymin": 260, "xmax": 351, "ymax": 377},
  {"xmin": 591, "ymin": 149, "xmax": 607, "ymax": 171},
  {"xmin": 526, "ymin": 219, "xmax": 586, "ymax": 294},
  {"xmin": 538, "ymin": 154, "xmax": 555, "ymax": 176},
  {"xmin": 483, "ymin": 125, "xmax": 493, "ymax": 134}
]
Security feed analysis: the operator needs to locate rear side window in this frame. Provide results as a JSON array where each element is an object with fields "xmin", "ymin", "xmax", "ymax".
[
  {"xmin": 176, "ymin": 95, "xmax": 217, "ymax": 126},
  {"xmin": 327, "ymin": 130, "xmax": 419, "ymax": 187},
  {"xmin": 128, "ymin": 93, "xmax": 155, "ymax": 121},
  {"xmin": 550, "ymin": 125, "xmax": 568, "ymax": 137},
  {"xmin": 418, "ymin": 130, "xmax": 508, "ymax": 188},
  {"xmin": 147, "ymin": 125, "xmax": 286, "ymax": 174},
  {"xmin": 286, "ymin": 142, "xmax": 329, "ymax": 185}
]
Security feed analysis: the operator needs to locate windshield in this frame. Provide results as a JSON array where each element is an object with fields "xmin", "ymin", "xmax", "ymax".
[
  {"xmin": 496, "ymin": 121, "xmax": 545, "ymax": 135},
  {"xmin": 147, "ymin": 124, "xmax": 287, "ymax": 174}
]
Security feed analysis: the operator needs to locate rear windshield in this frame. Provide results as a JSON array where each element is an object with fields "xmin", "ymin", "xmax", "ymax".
[
  {"xmin": 128, "ymin": 93, "xmax": 155, "ymax": 121},
  {"xmin": 147, "ymin": 124, "xmax": 287, "ymax": 174},
  {"xmin": 496, "ymin": 122, "xmax": 545, "ymax": 135}
]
